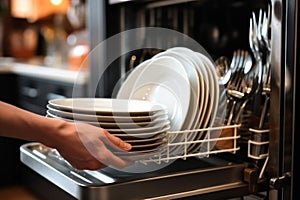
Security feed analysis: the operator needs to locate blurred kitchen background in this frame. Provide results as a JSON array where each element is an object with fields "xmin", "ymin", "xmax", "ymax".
[
  {"xmin": 1, "ymin": 0, "xmax": 297, "ymax": 199},
  {"xmin": 0, "ymin": 0, "xmax": 88, "ymax": 199},
  {"xmin": 0, "ymin": 0, "xmax": 87, "ymax": 69}
]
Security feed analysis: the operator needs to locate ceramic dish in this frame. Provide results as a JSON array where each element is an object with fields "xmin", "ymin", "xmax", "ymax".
[
  {"xmin": 130, "ymin": 140, "xmax": 167, "ymax": 151},
  {"xmin": 46, "ymin": 105, "xmax": 168, "ymax": 123},
  {"xmin": 47, "ymin": 105, "xmax": 169, "ymax": 129},
  {"xmin": 47, "ymin": 108, "xmax": 170, "ymax": 135},
  {"xmin": 196, "ymin": 52, "xmax": 222, "ymax": 153},
  {"xmin": 152, "ymin": 50, "xmax": 200, "ymax": 131},
  {"xmin": 167, "ymin": 48, "xmax": 208, "ymax": 146},
  {"xmin": 151, "ymin": 50, "xmax": 202, "ymax": 154},
  {"xmin": 105, "ymin": 121, "xmax": 170, "ymax": 134},
  {"xmin": 123, "ymin": 133, "xmax": 166, "ymax": 145},
  {"xmin": 116, "ymin": 59, "xmax": 152, "ymax": 98},
  {"xmin": 112, "ymin": 130, "xmax": 167, "ymax": 140},
  {"xmin": 48, "ymin": 98, "xmax": 167, "ymax": 116},
  {"xmin": 113, "ymin": 144, "xmax": 167, "ymax": 157},
  {"xmin": 117, "ymin": 55, "xmax": 191, "ymax": 132},
  {"xmin": 167, "ymin": 47, "xmax": 209, "ymax": 131}
]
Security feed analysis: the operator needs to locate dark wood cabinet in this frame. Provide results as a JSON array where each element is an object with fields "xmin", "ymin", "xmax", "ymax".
[
  {"xmin": 0, "ymin": 72, "xmax": 87, "ymax": 186},
  {"xmin": 15, "ymin": 75, "xmax": 87, "ymax": 115},
  {"xmin": 0, "ymin": 73, "xmax": 17, "ymax": 104},
  {"xmin": 0, "ymin": 73, "xmax": 23, "ymax": 186}
]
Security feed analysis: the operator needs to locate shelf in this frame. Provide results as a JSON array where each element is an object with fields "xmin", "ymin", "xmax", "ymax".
[{"xmin": 109, "ymin": 0, "xmax": 201, "ymax": 8}]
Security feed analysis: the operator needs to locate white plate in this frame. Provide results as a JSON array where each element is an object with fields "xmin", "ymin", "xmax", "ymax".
[
  {"xmin": 167, "ymin": 47, "xmax": 209, "ymax": 131},
  {"xmin": 48, "ymin": 98, "xmax": 166, "ymax": 115},
  {"xmin": 117, "ymin": 59, "xmax": 152, "ymax": 97},
  {"xmin": 195, "ymin": 52, "xmax": 215, "ymax": 127},
  {"xmin": 112, "ymin": 125, "xmax": 169, "ymax": 139},
  {"xmin": 152, "ymin": 51, "xmax": 200, "ymax": 130},
  {"xmin": 186, "ymin": 52, "xmax": 214, "ymax": 152},
  {"xmin": 46, "ymin": 110, "xmax": 158, "ymax": 125},
  {"xmin": 106, "ymin": 121, "xmax": 170, "ymax": 134},
  {"xmin": 47, "ymin": 110, "xmax": 170, "ymax": 140},
  {"xmin": 47, "ymin": 105, "xmax": 169, "ymax": 128},
  {"xmin": 197, "ymin": 52, "xmax": 219, "ymax": 127},
  {"xmin": 167, "ymin": 47, "xmax": 213, "ymax": 152},
  {"xmin": 47, "ymin": 108, "xmax": 170, "ymax": 135},
  {"xmin": 113, "ymin": 142, "xmax": 167, "ymax": 157},
  {"xmin": 117, "ymin": 55, "xmax": 191, "ymax": 132},
  {"xmin": 123, "ymin": 133, "xmax": 166, "ymax": 144},
  {"xmin": 130, "ymin": 140, "xmax": 167, "ymax": 151},
  {"xmin": 196, "ymin": 52, "xmax": 222, "ymax": 153},
  {"xmin": 151, "ymin": 50, "xmax": 201, "ymax": 153},
  {"xmin": 46, "ymin": 104, "xmax": 167, "ymax": 123}
]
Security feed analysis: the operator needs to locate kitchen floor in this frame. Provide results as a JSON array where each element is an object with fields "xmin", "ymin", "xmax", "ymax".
[{"xmin": 0, "ymin": 185, "xmax": 39, "ymax": 200}]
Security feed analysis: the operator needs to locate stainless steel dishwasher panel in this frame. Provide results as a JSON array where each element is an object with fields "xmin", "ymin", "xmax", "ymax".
[{"xmin": 20, "ymin": 143, "xmax": 249, "ymax": 200}]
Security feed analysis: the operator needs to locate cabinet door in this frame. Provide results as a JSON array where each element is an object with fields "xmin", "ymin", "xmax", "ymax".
[
  {"xmin": 0, "ymin": 74, "xmax": 17, "ymax": 104},
  {"xmin": 16, "ymin": 75, "xmax": 87, "ymax": 115},
  {"xmin": 0, "ymin": 74, "xmax": 25, "ymax": 186}
]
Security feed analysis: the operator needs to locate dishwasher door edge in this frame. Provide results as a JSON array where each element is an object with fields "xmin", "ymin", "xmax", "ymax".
[{"xmin": 20, "ymin": 142, "xmax": 249, "ymax": 200}]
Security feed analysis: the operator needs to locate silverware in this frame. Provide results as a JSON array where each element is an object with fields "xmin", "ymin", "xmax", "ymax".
[
  {"xmin": 225, "ymin": 50, "xmax": 255, "ymax": 125},
  {"xmin": 215, "ymin": 56, "xmax": 232, "ymax": 86}
]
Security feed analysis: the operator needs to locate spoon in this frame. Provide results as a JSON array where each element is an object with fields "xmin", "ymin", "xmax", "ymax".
[
  {"xmin": 215, "ymin": 56, "xmax": 231, "ymax": 86},
  {"xmin": 243, "ymin": 52, "xmax": 253, "ymax": 74}
]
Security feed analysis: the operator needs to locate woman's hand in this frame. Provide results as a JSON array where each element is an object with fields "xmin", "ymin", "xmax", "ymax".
[
  {"xmin": 48, "ymin": 120, "xmax": 132, "ymax": 170},
  {"xmin": 0, "ymin": 101, "xmax": 132, "ymax": 171}
]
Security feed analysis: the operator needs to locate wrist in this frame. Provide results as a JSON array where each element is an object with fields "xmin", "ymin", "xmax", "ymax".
[{"xmin": 39, "ymin": 118, "xmax": 72, "ymax": 149}]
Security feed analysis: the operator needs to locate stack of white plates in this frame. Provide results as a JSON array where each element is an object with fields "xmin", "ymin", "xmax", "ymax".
[
  {"xmin": 117, "ymin": 47, "xmax": 223, "ymax": 155},
  {"xmin": 46, "ymin": 98, "xmax": 170, "ymax": 159}
]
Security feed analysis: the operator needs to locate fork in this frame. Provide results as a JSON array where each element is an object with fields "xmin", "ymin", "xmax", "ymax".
[{"xmin": 226, "ymin": 50, "xmax": 253, "ymax": 125}]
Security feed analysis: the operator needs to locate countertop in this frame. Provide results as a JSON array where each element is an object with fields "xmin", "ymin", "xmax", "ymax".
[
  {"xmin": 0, "ymin": 185, "xmax": 39, "ymax": 200},
  {"xmin": 0, "ymin": 57, "xmax": 89, "ymax": 85}
]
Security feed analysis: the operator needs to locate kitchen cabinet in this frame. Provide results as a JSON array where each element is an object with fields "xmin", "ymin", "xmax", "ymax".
[
  {"xmin": 0, "ymin": 63, "xmax": 88, "ymax": 188},
  {"xmin": 0, "ymin": 62, "xmax": 89, "ymax": 115},
  {"xmin": 0, "ymin": 73, "xmax": 21, "ymax": 186},
  {"xmin": 0, "ymin": 73, "xmax": 17, "ymax": 104},
  {"xmin": 15, "ymin": 74, "xmax": 86, "ymax": 115}
]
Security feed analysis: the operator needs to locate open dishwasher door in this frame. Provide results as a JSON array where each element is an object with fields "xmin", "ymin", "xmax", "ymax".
[{"xmin": 20, "ymin": 142, "xmax": 249, "ymax": 200}]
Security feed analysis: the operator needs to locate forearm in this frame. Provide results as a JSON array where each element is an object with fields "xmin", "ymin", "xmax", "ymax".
[
  {"xmin": 0, "ymin": 101, "xmax": 133, "ymax": 170},
  {"xmin": 0, "ymin": 101, "xmax": 65, "ymax": 146}
]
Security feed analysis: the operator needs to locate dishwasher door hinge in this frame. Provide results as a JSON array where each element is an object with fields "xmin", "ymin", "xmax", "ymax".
[
  {"xmin": 269, "ymin": 172, "xmax": 291, "ymax": 190},
  {"xmin": 244, "ymin": 168, "xmax": 259, "ymax": 194}
]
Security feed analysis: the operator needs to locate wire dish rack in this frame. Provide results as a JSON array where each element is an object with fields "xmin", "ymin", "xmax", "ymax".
[
  {"xmin": 136, "ymin": 124, "xmax": 241, "ymax": 164},
  {"xmin": 247, "ymin": 128, "xmax": 270, "ymax": 160},
  {"xmin": 28, "ymin": 124, "xmax": 242, "ymax": 167}
]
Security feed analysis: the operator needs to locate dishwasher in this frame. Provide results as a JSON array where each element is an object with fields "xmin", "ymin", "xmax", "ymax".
[{"xmin": 20, "ymin": 0, "xmax": 298, "ymax": 199}]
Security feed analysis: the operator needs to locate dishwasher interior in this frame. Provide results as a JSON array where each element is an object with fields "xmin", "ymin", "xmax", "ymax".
[{"xmin": 20, "ymin": 0, "xmax": 296, "ymax": 199}]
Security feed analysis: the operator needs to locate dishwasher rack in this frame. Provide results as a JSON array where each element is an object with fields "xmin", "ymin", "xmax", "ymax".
[
  {"xmin": 20, "ymin": 123, "xmax": 255, "ymax": 199},
  {"xmin": 137, "ymin": 124, "xmax": 241, "ymax": 164},
  {"xmin": 40, "ymin": 123, "xmax": 242, "ymax": 166}
]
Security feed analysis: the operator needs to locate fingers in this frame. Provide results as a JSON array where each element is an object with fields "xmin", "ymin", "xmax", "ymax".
[
  {"xmin": 96, "ymin": 128, "xmax": 133, "ymax": 168},
  {"xmin": 65, "ymin": 150, "xmax": 132, "ymax": 171},
  {"xmin": 74, "ymin": 156, "xmax": 132, "ymax": 171},
  {"xmin": 74, "ymin": 123, "xmax": 133, "ymax": 169},
  {"xmin": 102, "ymin": 128, "xmax": 132, "ymax": 151},
  {"xmin": 71, "ymin": 160, "xmax": 107, "ymax": 171},
  {"xmin": 89, "ymin": 138, "xmax": 132, "ymax": 169},
  {"xmin": 96, "ymin": 147, "xmax": 133, "ymax": 169}
]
